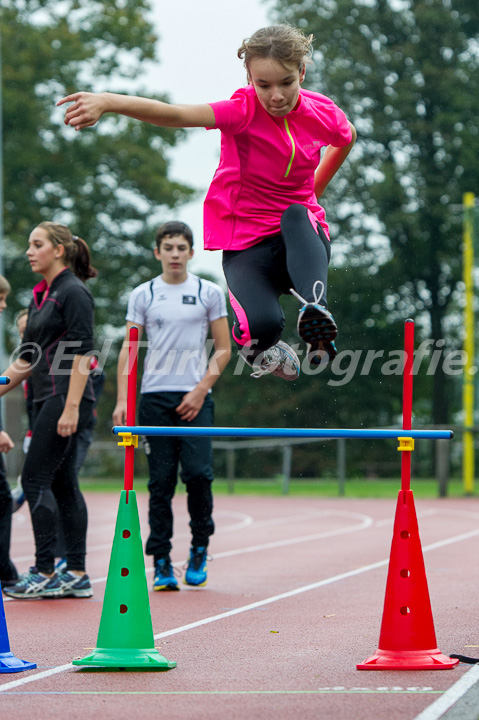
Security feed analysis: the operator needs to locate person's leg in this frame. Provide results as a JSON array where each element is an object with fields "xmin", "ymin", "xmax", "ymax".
[
  {"xmin": 51, "ymin": 398, "xmax": 92, "ymax": 573},
  {"xmin": 222, "ymin": 236, "xmax": 287, "ymax": 356},
  {"xmin": 0, "ymin": 454, "xmax": 18, "ymax": 584},
  {"xmin": 222, "ymin": 237, "xmax": 300, "ymax": 380},
  {"xmin": 21, "ymin": 396, "xmax": 89, "ymax": 575},
  {"xmin": 179, "ymin": 394, "xmax": 215, "ymax": 586},
  {"xmin": 179, "ymin": 395, "xmax": 215, "ymax": 549},
  {"xmin": 280, "ymin": 203, "xmax": 331, "ymax": 306},
  {"xmin": 281, "ymin": 204, "xmax": 337, "ymax": 363},
  {"xmin": 139, "ymin": 393, "xmax": 180, "ymax": 563}
]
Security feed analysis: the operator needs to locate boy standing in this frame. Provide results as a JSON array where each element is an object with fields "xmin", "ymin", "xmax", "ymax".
[
  {"xmin": 113, "ymin": 222, "xmax": 231, "ymax": 590},
  {"xmin": 0, "ymin": 275, "xmax": 19, "ymax": 588}
]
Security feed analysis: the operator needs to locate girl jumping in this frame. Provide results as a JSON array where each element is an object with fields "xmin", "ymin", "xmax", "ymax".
[{"xmin": 58, "ymin": 25, "xmax": 356, "ymax": 381}]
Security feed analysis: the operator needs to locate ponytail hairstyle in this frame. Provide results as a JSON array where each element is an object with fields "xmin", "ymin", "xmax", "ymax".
[
  {"xmin": 36, "ymin": 222, "xmax": 98, "ymax": 282},
  {"xmin": 238, "ymin": 24, "xmax": 314, "ymax": 73}
]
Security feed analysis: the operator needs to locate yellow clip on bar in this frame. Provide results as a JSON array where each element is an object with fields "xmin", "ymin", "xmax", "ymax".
[
  {"xmin": 117, "ymin": 432, "xmax": 139, "ymax": 448},
  {"xmin": 397, "ymin": 436, "xmax": 414, "ymax": 452}
]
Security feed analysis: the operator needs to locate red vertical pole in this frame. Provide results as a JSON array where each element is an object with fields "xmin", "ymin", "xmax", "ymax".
[
  {"xmin": 401, "ymin": 319, "xmax": 415, "ymax": 492},
  {"xmin": 124, "ymin": 326, "xmax": 139, "ymax": 498}
]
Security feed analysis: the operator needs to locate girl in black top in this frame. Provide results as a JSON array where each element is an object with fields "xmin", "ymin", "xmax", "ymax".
[{"xmin": 0, "ymin": 222, "xmax": 97, "ymax": 599}]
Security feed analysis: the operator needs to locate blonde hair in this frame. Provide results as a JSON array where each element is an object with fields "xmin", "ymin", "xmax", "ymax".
[
  {"xmin": 36, "ymin": 222, "xmax": 97, "ymax": 282},
  {"xmin": 238, "ymin": 25, "xmax": 314, "ymax": 71},
  {"xmin": 0, "ymin": 275, "xmax": 11, "ymax": 296}
]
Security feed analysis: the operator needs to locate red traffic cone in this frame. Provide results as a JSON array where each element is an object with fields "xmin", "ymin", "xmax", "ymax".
[
  {"xmin": 357, "ymin": 489, "xmax": 458, "ymax": 670},
  {"xmin": 0, "ymin": 584, "xmax": 37, "ymax": 673}
]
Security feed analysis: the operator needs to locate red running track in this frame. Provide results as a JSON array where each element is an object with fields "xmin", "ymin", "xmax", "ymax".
[{"xmin": 1, "ymin": 491, "xmax": 479, "ymax": 720}]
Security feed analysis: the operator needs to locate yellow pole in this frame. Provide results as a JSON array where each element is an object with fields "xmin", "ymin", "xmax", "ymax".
[{"xmin": 462, "ymin": 192, "xmax": 475, "ymax": 494}]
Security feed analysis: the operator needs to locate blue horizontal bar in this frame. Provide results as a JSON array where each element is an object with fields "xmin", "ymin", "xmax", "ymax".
[
  {"xmin": 112, "ymin": 426, "xmax": 454, "ymax": 440},
  {"xmin": 0, "ymin": 377, "xmax": 10, "ymax": 385}
]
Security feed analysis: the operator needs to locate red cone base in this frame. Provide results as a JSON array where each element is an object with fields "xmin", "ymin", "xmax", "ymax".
[
  {"xmin": 357, "ymin": 489, "xmax": 459, "ymax": 672},
  {"xmin": 357, "ymin": 648, "xmax": 459, "ymax": 671}
]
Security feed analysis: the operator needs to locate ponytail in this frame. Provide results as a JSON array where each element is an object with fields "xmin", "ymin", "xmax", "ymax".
[{"xmin": 72, "ymin": 236, "xmax": 98, "ymax": 283}]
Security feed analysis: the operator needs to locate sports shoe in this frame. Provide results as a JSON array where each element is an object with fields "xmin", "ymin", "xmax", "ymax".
[
  {"xmin": 183, "ymin": 546, "xmax": 208, "ymax": 587},
  {"xmin": 57, "ymin": 570, "xmax": 93, "ymax": 598},
  {"xmin": 153, "ymin": 558, "xmax": 180, "ymax": 591},
  {"xmin": 291, "ymin": 281, "xmax": 338, "ymax": 365},
  {"xmin": 244, "ymin": 340, "xmax": 300, "ymax": 381},
  {"xmin": 11, "ymin": 476, "xmax": 25, "ymax": 513},
  {"xmin": 3, "ymin": 567, "xmax": 61, "ymax": 599}
]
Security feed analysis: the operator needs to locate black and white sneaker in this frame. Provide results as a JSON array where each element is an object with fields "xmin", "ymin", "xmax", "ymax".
[
  {"xmin": 57, "ymin": 570, "xmax": 93, "ymax": 598},
  {"xmin": 3, "ymin": 567, "xmax": 61, "ymax": 599},
  {"xmin": 291, "ymin": 281, "xmax": 338, "ymax": 365}
]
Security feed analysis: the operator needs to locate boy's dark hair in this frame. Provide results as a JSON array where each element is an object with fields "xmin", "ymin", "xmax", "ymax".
[{"xmin": 155, "ymin": 221, "xmax": 194, "ymax": 250}]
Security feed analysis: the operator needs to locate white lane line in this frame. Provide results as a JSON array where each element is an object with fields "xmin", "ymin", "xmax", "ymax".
[
  {"xmin": 2, "ymin": 525, "xmax": 479, "ymax": 693},
  {"xmin": 87, "ymin": 511, "xmax": 373, "ymax": 585},
  {"xmin": 412, "ymin": 664, "xmax": 479, "ymax": 720},
  {"xmin": 0, "ymin": 664, "xmax": 74, "ymax": 692}
]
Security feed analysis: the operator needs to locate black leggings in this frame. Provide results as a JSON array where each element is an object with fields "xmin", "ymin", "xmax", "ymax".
[
  {"xmin": 21, "ymin": 394, "xmax": 93, "ymax": 574},
  {"xmin": 222, "ymin": 204, "xmax": 331, "ymax": 356},
  {"xmin": 0, "ymin": 454, "xmax": 16, "ymax": 580}
]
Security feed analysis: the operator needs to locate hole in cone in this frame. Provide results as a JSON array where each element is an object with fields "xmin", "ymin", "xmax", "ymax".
[
  {"xmin": 122, "ymin": 530, "xmax": 131, "ymax": 538},
  {"xmin": 120, "ymin": 604, "xmax": 128, "ymax": 614},
  {"xmin": 400, "ymin": 568, "xmax": 410, "ymax": 578},
  {"xmin": 121, "ymin": 568, "xmax": 129, "ymax": 577},
  {"xmin": 400, "ymin": 530, "xmax": 410, "ymax": 539},
  {"xmin": 399, "ymin": 606, "xmax": 410, "ymax": 615}
]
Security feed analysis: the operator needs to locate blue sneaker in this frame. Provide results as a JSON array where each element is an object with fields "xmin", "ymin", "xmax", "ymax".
[
  {"xmin": 3, "ymin": 567, "xmax": 61, "ymax": 599},
  {"xmin": 153, "ymin": 558, "xmax": 179, "ymax": 591},
  {"xmin": 184, "ymin": 547, "xmax": 208, "ymax": 587},
  {"xmin": 291, "ymin": 281, "xmax": 338, "ymax": 365},
  {"xmin": 57, "ymin": 570, "xmax": 93, "ymax": 598}
]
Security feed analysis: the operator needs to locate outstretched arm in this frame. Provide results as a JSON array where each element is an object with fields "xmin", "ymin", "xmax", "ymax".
[
  {"xmin": 314, "ymin": 121, "xmax": 357, "ymax": 199},
  {"xmin": 57, "ymin": 92, "xmax": 216, "ymax": 131}
]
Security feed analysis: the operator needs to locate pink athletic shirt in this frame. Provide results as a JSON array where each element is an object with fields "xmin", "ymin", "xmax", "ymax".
[{"xmin": 204, "ymin": 84, "xmax": 352, "ymax": 251}]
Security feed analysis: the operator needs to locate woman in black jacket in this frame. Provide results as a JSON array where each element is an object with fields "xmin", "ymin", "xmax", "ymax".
[{"xmin": 0, "ymin": 222, "xmax": 97, "ymax": 599}]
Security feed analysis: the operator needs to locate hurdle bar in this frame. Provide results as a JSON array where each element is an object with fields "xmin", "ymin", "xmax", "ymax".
[{"xmin": 113, "ymin": 426, "xmax": 453, "ymax": 440}]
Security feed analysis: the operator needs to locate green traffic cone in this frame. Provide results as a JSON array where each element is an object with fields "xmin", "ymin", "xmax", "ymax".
[{"xmin": 73, "ymin": 490, "xmax": 176, "ymax": 669}]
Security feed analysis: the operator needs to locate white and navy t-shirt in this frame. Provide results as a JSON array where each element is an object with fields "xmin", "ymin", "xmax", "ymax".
[{"xmin": 126, "ymin": 273, "xmax": 228, "ymax": 393}]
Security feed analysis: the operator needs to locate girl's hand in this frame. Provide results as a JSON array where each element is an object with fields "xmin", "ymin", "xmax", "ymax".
[
  {"xmin": 57, "ymin": 406, "xmax": 80, "ymax": 437},
  {"xmin": 56, "ymin": 92, "xmax": 107, "ymax": 130}
]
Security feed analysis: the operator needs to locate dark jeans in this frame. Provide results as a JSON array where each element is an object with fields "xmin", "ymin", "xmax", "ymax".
[
  {"xmin": 22, "ymin": 394, "xmax": 93, "ymax": 574},
  {"xmin": 0, "ymin": 454, "xmax": 17, "ymax": 582},
  {"xmin": 138, "ymin": 391, "xmax": 215, "ymax": 563},
  {"xmin": 223, "ymin": 203, "xmax": 331, "ymax": 357}
]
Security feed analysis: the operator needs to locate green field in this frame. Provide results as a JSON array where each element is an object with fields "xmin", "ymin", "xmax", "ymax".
[{"xmin": 78, "ymin": 476, "xmax": 474, "ymax": 498}]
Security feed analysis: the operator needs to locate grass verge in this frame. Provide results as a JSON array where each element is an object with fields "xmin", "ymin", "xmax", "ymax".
[{"xmin": 79, "ymin": 476, "xmax": 475, "ymax": 498}]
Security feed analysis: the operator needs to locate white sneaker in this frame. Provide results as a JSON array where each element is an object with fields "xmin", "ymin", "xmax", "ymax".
[{"xmin": 245, "ymin": 340, "xmax": 300, "ymax": 381}]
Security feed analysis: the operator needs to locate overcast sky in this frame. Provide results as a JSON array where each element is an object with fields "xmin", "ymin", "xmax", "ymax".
[{"xmin": 145, "ymin": 0, "xmax": 273, "ymax": 282}]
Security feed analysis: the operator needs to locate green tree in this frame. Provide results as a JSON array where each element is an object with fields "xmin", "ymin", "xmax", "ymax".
[
  {"xmin": 272, "ymin": 0, "xmax": 479, "ymax": 424},
  {"xmin": 1, "ymin": 0, "xmax": 194, "ymax": 337}
]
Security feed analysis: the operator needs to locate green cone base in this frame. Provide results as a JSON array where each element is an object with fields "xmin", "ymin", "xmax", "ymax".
[{"xmin": 73, "ymin": 647, "xmax": 176, "ymax": 669}]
